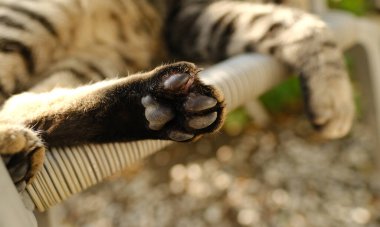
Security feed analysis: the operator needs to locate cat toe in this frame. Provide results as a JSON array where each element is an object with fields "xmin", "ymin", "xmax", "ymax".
[
  {"xmin": 314, "ymin": 106, "xmax": 354, "ymax": 139},
  {"xmin": 168, "ymin": 131, "xmax": 194, "ymax": 141},
  {"xmin": 142, "ymin": 95, "xmax": 174, "ymax": 130},
  {"xmin": 188, "ymin": 112, "xmax": 218, "ymax": 129},
  {"xmin": 184, "ymin": 93, "xmax": 217, "ymax": 112},
  {"xmin": 163, "ymin": 73, "xmax": 194, "ymax": 92}
]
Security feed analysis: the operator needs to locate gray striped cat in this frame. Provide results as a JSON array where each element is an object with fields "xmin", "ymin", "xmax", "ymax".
[{"xmin": 0, "ymin": 0, "xmax": 354, "ymax": 189}]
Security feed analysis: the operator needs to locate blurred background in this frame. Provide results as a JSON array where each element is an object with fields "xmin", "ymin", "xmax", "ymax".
[{"xmin": 48, "ymin": 0, "xmax": 380, "ymax": 226}]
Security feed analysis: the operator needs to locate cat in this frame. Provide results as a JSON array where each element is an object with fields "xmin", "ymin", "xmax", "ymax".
[{"xmin": 0, "ymin": 0, "xmax": 354, "ymax": 190}]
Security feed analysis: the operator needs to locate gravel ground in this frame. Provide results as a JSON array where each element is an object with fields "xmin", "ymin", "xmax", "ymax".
[{"xmin": 53, "ymin": 117, "xmax": 380, "ymax": 227}]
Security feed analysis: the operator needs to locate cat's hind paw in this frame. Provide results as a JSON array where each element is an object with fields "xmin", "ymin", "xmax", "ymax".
[
  {"xmin": 302, "ymin": 73, "xmax": 355, "ymax": 139},
  {"xmin": 0, "ymin": 125, "xmax": 45, "ymax": 191},
  {"xmin": 142, "ymin": 62, "xmax": 225, "ymax": 142}
]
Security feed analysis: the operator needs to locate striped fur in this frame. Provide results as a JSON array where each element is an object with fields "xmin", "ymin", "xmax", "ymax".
[{"xmin": 0, "ymin": 0, "xmax": 354, "ymax": 188}]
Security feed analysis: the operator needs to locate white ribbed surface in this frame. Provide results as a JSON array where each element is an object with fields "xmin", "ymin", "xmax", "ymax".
[
  {"xmin": 26, "ymin": 54, "xmax": 289, "ymax": 211},
  {"xmin": 27, "ymin": 140, "xmax": 172, "ymax": 211},
  {"xmin": 200, "ymin": 55, "xmax": 288, "ymax": 111}
]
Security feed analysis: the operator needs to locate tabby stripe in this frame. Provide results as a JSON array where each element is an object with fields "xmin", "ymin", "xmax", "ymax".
[
  {"xmin": 248, "ymin": 13, "xmax": 267, "ymax": 27},
  {"xmin": 133, "ymin": 2, "xmax": 154, "ymax": 32},
  {"xmin": 0, "ymin": 85, "xmax": 10, "ymax": 98},
  {"xmin": 48, "ymin": 1, "xmax": 71, "ymax": 15},
  {"xmin": 214, "ymin": 16, "xmax": 238, "ymax": 61},
  {"xmin": 51, "ymin": 68, "xmax": 91, "ymax": 83},
  {"xmin": 256, "ymin": 22, "xmax": 284, "ymax": 43},
  {"xmin": 207, "ymin": 13, "xmax": 232, "ymax": 56},
  {"xmin": 180, "ymin": 10, "xmax": 204, "ymax": 58},
  {"xmin": 323, "ymin": 41, "xmax": 337, "ymax": 48},
  {"xmin": 325, "ymin": 61, "xmax": 345, "ymax": 70},
  {"xmin": 0, "ymin": 4, "xmax": 58, "ymax": 37},
  {"xmin": 184, "ymin": 11, "xmax": 203, "ymax": 52},
  {"xmin": 286, "ymin": 35, "xmax": 337, "ymax": 67},
  {"xmin": 120, "ymin": 55, "xmax": 135, "ymax": 67},
  {"xmin": 166, "ymin": 8, "xmax": 203, "ymax": 56},
  {"xmin": 82, "ymin": 60, "xmax": 108, "ymax": 80},
  {"xmin": 88, "ymin": 64, "xmax": 107, "ymax": 79},
  {"xmin": 109, "ymin": 12, "xmax": 126, "ymax": 42},
  {"xmin": 292, "ymin": 46, "xmax": 321, "ymax": 69},
  {"xmin": 302, "ymin": 61, "xmax": 344, "ymax": 74},
  {"xmin": 0, "ymin": 38, "xmax": 34, "ymax": 73},
  {"xmin": 209, "ymin": 13, "xmax": 231, "ymax": 38},
  {"xmin": 0, "ymin": 15, "xmax": 28, "ymax": 31},
  {"xmin": 299, "ymin": 74, "xmax": 314, "ymax": 122},
  {"xmin": 243, "ymin": 43, "xmax": 256, "ymax": 53},
  {"xmin": 115, "ymin": 0, "xmax": 128, "ymax": 11},
  {"xmin": 116, "ymin": 52, "xmax": 138, "ymax": 69},
  {"xmin": 286, "ymin": 34, "xmax": 315, "ymax": 47}
]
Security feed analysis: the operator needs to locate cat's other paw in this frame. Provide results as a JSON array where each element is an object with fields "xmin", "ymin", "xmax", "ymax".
[
  {"xmin": 302, "ymin": 72, "xmax": 354, "ymax": 139},
  {"xmin": 0, "ymin": 125, "xmax": 45, "ymax": 191},
  {"xmin": 142, "ymin": 62, "xmax": 225, "ymax": 141}
]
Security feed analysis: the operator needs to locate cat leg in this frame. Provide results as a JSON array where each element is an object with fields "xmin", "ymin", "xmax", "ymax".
[
  {"xmin": 167, "ymin": 1, "xmax": 354, "ymax": 139},
  {"xmin": 0, "ymin": 43, "xmax": 144, "ymax": 188},
  {"xmin": 0, "ymin": 48, "xmax": 225, "ymax": 187},
  {"xmin": 0, "ymin": 62, "xmax": 225, "ymax": 147}
]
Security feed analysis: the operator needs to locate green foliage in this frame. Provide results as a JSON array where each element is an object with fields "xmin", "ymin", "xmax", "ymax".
[
  {"xmin": 259, "ymin": 76, "xmax": 302, "ymax": 113},
  {"xmin": 224, "ymin": 107, "xmax": 251, "ymax": 136},
  {"xmin": 223, "ymin": 77, "xmax": 302, "ymax": 135},
  {"xmin": 328, "ymin": 0, "xmax": 372, "ymax": 15}
]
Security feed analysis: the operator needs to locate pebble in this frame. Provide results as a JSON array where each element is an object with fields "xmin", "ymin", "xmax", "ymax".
[
  {"xmin": 216, "ymin": 145, "xmax": 234, "ymax": 162},
  {"xmin": 204, "ymin": 204, "xmax": 223, "ymax": 224},
  {"xmin": 56, "ymin": 119, "xmax": 380, "ymax": 227},
  {"xmin": 237, "ymin": 208, "xmax": 260, "ymax": 225},
  {"xmin": 351, "ymin": 207, "xmax": 371, "ymax": 224}
]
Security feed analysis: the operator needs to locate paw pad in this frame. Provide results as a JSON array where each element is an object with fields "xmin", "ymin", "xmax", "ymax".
[{"xmin": 142, "ymin": 62, "xmax": 225, "ymax": 142}]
